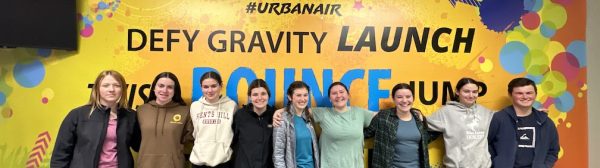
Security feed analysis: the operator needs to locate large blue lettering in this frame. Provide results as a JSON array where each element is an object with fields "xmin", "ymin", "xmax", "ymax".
[
  {"xmin": 192, "ymin": 67, "xmax": 218, "ymax": 101},
  {"xmin": 368, "ymin": 69, "xmax": 391, "ymax": 111},
  {"xmin": 192, "ymin": 67, "xmax": 394, "ymax": 111},
  {"xmin": 302, "ymin": 69, "xmax": 332, "ymax": 107},
  {"xmin": 340, "ymin": 69, "xmax": 365, "ymax": 106},
  {"xmin": 265, "ymin": 69, "xmax": 276, "ymax": 106},
  {"xmin": 226, "ymin": 67, "xmax": 257, "ymax": 104}
]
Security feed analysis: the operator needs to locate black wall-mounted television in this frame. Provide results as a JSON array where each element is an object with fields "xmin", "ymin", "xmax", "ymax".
[{"xmin": 0, "ymin": 0, "xmax": 77, "ymax": 50}]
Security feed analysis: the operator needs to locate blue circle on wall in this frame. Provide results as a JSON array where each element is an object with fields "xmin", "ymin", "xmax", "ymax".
[
  {"xmin": 555, "ymin": 91, "xmax": 575, "ymax": 112},
  {"xmin": 526, "ymin": 74, "xmax": 544, "ymax": 84},
  {"xmin": 567, "ymin": 40, "xmax": 586, "ymax": 67},
  {"xmin": 13, "ymin": 60, "xmax": 46, "ymax": 88},
  {"xmin": 98, "ymin": 2, "xmax": 109, "ymax": 9},
  {"xmin": 524, "ymin": 0, "xmax": 543, "ymax": 12},
  {"xmin": 533, "ymin": 101, "xmax": 543, "ymax": 109},
  {"xmin": 540, "ymin": 22, "xmax": 556, "ymax": 38},
  {"xmin": 0, "ymin": 92, "xmax": 6, "ymax": 105},
  {"xmin": 499, "ymin": 41, "xmax": 529, "ymax": 74}
]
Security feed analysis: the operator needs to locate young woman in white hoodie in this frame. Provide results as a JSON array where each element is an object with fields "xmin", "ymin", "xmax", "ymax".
[
  {"xmin": 190, "ymin": 71, "xmax": 238, "ymax": 168},
  {"xmin": 427, "ymin": 77, "xmax": 494, "ymax": 168}
]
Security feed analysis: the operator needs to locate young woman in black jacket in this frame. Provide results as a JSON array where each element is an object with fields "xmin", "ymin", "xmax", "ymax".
[
  {"xmin": 231, "ymin": 79, "xmax": 275, "ymax": 168},
  {"xmin": 51, "ymin": 70, "xmax": 141, "ymax": 168}
]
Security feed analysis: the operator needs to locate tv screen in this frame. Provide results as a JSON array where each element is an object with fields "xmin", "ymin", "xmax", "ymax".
[{"xmin": 0, "ymin": 0, "xmax": 77, "ymax": 50}]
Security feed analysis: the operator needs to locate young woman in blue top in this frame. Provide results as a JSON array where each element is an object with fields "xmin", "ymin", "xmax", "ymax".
[{"xmin": 273, "ymin": 81, "xmax": 320, "ymax": 168}]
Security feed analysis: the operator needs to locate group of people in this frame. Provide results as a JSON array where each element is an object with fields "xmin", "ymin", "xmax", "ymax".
[{"xmin": 50, "ymin": 70, "xmax": 560, "ymax": 168}]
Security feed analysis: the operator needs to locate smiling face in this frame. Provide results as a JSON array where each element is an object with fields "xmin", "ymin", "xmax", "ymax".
[
  {"xmin": 393, "ymin": 88, "xmax": 413, "ymax": 113},
  {"xmin": 288, "ymin": 88, "xmax": 309, "ymax": 111},
  {"xmin": 99, "ymin": 75, "xmax": 122, "ymax": 106},
  {"xmin": 250, "ymin": 87, "xmax": 269, "ymax": 112},
  {"xmin": 510, "ymin": 85, "xmax": 536, "ymax": 109},
  {"xmin": 153, "ymin": 77, "xmax": 175, "ymax": 105},
  {"xmin": 329, "ymin": 84, "xmax": 349, "ymax": 109},
  {"xmin": 457, "ymin": 83, "xmax": 479, "ymax": 107},
  {"xmin": 201, "ymin": 78, "xmax": 222, "ymax": 103}
]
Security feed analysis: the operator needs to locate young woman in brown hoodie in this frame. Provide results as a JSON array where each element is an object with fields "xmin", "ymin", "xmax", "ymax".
[{"xmin": 136, "ymin": 72, "xmax": 194, "ymax": 168}]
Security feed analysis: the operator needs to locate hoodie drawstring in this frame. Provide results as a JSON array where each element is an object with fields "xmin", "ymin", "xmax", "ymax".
[
  {"xmin": 154, "ymin": 106, "xmax": 160, "ymax": 137},
  {"xmin": 162, "ymin": 107, "xmax": 168, "ymax": 135},
  {"xmin": 216, "ymin": 102, "xmax": 222, "ymax": 142}
]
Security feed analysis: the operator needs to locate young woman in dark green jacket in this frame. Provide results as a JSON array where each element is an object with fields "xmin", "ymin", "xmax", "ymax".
[{"xmin": 365, "ymin": 83, "xmax": 433, "ymax": 168}]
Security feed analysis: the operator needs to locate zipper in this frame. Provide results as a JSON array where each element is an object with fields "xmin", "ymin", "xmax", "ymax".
[{"xmin": 93, "ymin": 107, "xmax": 110, "ymax": 168}]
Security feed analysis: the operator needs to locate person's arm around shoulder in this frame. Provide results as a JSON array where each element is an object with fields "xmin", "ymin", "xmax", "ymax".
[
  {"xmin": 356, "ymin": 107, "xmax": 376, "ymax": 127},
  {"xmin": 365, "ymin": 109, "xmax": 384, "ymax": 138},
  {"xmin": 272, "ymin": 108, "xmax": 286, "ymax": 127},
  {"xmin": 272, "ymin": 111, "xmax": 288, "ymax": 168},
  {"xmin": 229, "ymin": 100, "xmax": 239, "ymax": 113},
  {"xmin": 50, "ymin": 108, "xmax": 81, "ymax": 168},
  {"xmin": 544, "ymin": 117, "xmax": 560, "ymax": 167},
  {"xmin": 479, "ymin": 105, "xmax": 495, "ymax": 123},
  {"xmin": 427, "ymin": 106, "xmax": 447, "ymax": 132},
  {"xmin": 310, "ymin": 107, "xmax": 325, "ymax": 123},
  {"xmin": 412, "ymin": 108, "xmax": 441, "ymax": 142}
]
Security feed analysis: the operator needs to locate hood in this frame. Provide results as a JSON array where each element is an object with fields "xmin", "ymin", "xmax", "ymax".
[
  {"xmin": 199, "ymin": 95, "xmax": 232, "ymax": 105},
  {"xmin": 148, "ymin": 100, "xmax": 181, "ymax": 108},
  {"xmin": 243, "ymin": 103, "xmax": 274, "ymax": 117},
  {"xmin": 445, "ymin": 101, "xmax": 476, "ymax": 111},
  {"xmin": 501, "ymin": 105, "xmax": 549, "ymax": 125}
]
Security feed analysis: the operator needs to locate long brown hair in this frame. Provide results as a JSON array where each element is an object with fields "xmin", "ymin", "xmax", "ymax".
[{"xmin": 88, "ymin": 70, "xmax": 128, "ymax": 117}]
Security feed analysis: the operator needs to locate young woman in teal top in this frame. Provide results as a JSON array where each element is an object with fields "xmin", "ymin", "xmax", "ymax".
[
  {"xmin": 274, "ymin": 82, "xmax": 375, "ymax": 168},
  {"xmin": 273, "ymin": 81, "xmax": 320, "ymax": 168}
]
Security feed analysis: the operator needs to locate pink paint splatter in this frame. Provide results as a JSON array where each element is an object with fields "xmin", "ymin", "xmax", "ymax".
[
  {"xmin": 543, "ymin": 97, "xmax": 554, "ymax": 109},
  {"xmin": 478, "ymin": 56, "xmax": 485, "ymax": 63},
  {"xmin": 551, "ymin": 52, "xmax": 580, "ymax": 80},
  {"xmin": 521, "ymin": 12, "xmax": 540, "ymax": 30},
  {"xmin": 80, "ymin": 25, "xmax": 94, "ymax": 37},
  {"xmin": 42, "ymin": 97, "xmax": 49, "ymax": 104}
]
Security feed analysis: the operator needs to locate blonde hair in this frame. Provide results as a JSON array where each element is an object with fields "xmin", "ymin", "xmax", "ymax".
[{"xmin": 88, "ymin": 70, "xmax": 128, "ymax": 117}]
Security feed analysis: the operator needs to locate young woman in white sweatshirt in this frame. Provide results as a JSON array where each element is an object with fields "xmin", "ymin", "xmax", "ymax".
[{"xmin": 190, "ymin": 71, "xmax": 238, "ymax": 168}]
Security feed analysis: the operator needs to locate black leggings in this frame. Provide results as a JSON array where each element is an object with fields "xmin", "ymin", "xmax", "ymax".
[{"xmin": 191, "ymin": 161, "xmax": 231, "ymax": 168}]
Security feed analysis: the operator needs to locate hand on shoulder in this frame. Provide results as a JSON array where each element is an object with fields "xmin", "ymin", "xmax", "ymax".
[{"xmin": 273, "ymin": 108, "xmax": 285, "ymax": 127}]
